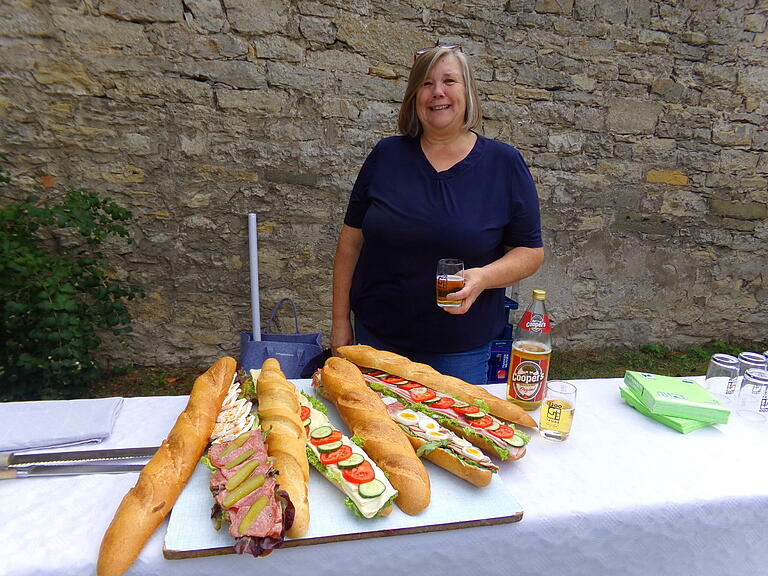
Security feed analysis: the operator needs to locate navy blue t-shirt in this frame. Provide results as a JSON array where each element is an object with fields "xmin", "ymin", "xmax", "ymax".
[{"xmin": 344, "ymin": 134, "xmax": 542, "ymax": 353}]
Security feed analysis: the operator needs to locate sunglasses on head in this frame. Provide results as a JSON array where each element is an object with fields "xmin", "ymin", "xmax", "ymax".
[{"xmin": 413, "ymin": 44, "xmax": 464, "ymax": 60}]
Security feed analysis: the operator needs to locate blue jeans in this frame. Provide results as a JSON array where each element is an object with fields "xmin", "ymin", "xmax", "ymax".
[{"xmin": 354, "ymin": 319, "xmax": 490, "ymax": 385}]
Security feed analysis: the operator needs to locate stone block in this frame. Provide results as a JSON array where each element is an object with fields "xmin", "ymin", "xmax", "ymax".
[
  {"xmin": 99, "ymin": 0, "xmax": 182, "ymax": 22},
  {"xmin": 32, "ymin": 60, "xmax": 105, "ymax": 96},
  {"xmin": 222, "ymin": 0, "xmax": 289, "ymax": 33},
  {"xmin": 215, "ymin": 88, "xmax": 285, "ymax": 115},
  {"xmin": 535, "ymin": 0, "xmax": 574, "ymax": 15},
  {"xmin": 299, "ymin": 15, "xmax": 337, "ymax": 45},
  {"xmin": 646, "ymin": 169, "xmax": 689, "ymax": 186},
  {"xmin": 709, "ymin": 199, "xmax": 768, "ymax": 220},
  {"xmin": 184, "ymin": 0, "xmax": 228, "ymax": 32},
  {"xmin": 606, "ymin": 98, "xmax": 661, "ymax": 134}
]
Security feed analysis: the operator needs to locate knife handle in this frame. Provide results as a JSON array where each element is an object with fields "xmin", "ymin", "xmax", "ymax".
[{"xmin": 0, "ymin": 469, "xmax": 18, "ymax": 480}]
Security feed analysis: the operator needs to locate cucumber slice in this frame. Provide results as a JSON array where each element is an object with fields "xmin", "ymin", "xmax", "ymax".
[
  {"xmin": 317, "ymin": 440, "xmax": 343, "ymax": 453},
  {"xmin": 485, "ymin": 419, "xmax": 501, "ymax": 431},
  {"xmin": 310, "ymin": 425, "xmax": 333, "ymax": 440},
  {"xmin": 463, "ymin": 410, "xmax": 487, "ymax": 420},
  {"xmin": 452, "ymin": 400, "xmax": 470, "ymax": 409},
  {"xmin": 302, "ymin": 417, "xmax": 311, "ymax": 428},
  {"xmin": 337, "ymin": 453, "xmax": 365, "ymax": 469},
  {"xmin": 505, "ymin": 434, "xmax": 526, "ymax": 447},
  {"xmin": 422, "ymin": 396, "xmax": 440, "ymax": 404},
  {"xmin": 358, "ymin": 478, "xmax": 386, "ymax": 498}
]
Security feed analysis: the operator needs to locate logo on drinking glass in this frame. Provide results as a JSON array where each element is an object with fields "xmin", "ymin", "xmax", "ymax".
[{"xmin": 545, "ymin": 401, "xmax": 563, "ymax": 423}]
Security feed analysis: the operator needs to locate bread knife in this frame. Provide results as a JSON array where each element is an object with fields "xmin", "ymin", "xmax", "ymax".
[
  {"xmin": 0, "ymin": 446, "xmax": 158, "ymax": 468},
  {"xmin": 0, "ymin": 463, "xmax": 147, "ymax": 479}
]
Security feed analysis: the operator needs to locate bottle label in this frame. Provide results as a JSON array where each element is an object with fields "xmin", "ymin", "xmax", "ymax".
[
  {"xmin": 520, "ymin": 311, "xmax": 551, "ymax": 334},
  {"xmin": 508, "ymin": 356, "xmax": 549, "ymax": 402}
]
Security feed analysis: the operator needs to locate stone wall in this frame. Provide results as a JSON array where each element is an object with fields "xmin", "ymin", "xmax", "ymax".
[{"xmin": 1, "ymin": 0, "xmax": 766, "ymax": 368}]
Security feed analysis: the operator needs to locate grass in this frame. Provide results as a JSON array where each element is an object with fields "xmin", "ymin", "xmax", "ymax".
[{"xmin": 86, "ymin": 339, "xmax": 767, "ymax": 399}]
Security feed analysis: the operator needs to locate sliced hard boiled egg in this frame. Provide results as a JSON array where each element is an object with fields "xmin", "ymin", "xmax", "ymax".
[
  {"xmin": 453, "ymin": 437, "xmax": 473, "ymax": 448},
  {"xmin": 425, "ymin": 430, "xmax": 451, "ymax": 441},
  {"xmin": 380, "ymin": 396, "xmax": 399, "ymax": 406},
  {"xmin": 393, "ymin": 409, "xmax": 420, "ymax": 426},
  {"xmin": 417, "ymin": 417, "xmax": 440, "ymax": 433},
  {"xmin": 460, "ymin": 445, "xmax": 489, "ymax": 462}
]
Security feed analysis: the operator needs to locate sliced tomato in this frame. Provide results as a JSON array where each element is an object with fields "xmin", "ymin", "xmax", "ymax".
[
  {"xmin": 489, "ymin": 425, "xmax": 515, "ymax": 439},
  {"xmin": 453, "ymin": 404, "xmax": 480, "ymax": 415},
  {"xmin": 380, "ymin": 375, "xmax": 406, "ymax": 384},
  {"xmin": 319, "ymin": 444, "xmax": 353, "ymax": 465},
  {"xmin": 397, "ymin": 382, "xmax": 422, "ymax": 390},
  {"xmin": 310, "ymin": 429, "xmax": 343, "ymax": 446},
  {"xmin": 430, "ymin": 397, "xmax": 456, "ymax": 410},
  {"xmin": 299, "ymin": 405, "xmax": 311, "ymax": 421},
  {"xmin": 366, "ymin": 369, "xmax": 386, "ymax": 377},
  {"xmin": 342, "ymin": 460, "xmax": 375, "ymax": 484},
  {"xmin": 469, "ymin": 415, "xmax": 494, "ymax": 428},
  {"xmin": 410, "ymin": 387, "xmax": 437, "ymax": 403}
]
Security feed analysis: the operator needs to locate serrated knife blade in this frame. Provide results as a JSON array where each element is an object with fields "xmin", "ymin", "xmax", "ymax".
[
  {"xmin": 0, "ymin": 446, "xmax": 158, "ymax": 468},
  {"xmin": 0, "ymin": 463, "xmax": 147, "ymax": 479}
]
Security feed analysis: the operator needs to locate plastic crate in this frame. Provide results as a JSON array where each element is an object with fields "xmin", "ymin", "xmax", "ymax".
[{"xmin": 486, "ymin": 297, "xmax": 518, "ymax": 384}]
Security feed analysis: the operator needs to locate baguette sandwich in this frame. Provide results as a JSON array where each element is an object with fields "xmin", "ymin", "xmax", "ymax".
[
  {"xmin": 300, "ymin": 393, "xmax": 399, "ymax": 517},
  {"xmin": 254, "ymin": 358, "xmax": 310, "ymax": 538},
  {"xmin": 97, "ymin": 356, "xmax": 237, "ymax": 576},
  {"xmin": 339, "ymin": 345, "xmax": 536, "ymax": 429},
  {"xmin": 338, "ymin": 345, "xmax": 532, "ymax": 461},
  {"xmin": 206, "ymin": 359, "xmax": 309, "ymax": 555},
  {"xmin": 313, "ymin": 370, "xmax": 498, "ymax": 487},
  {"xmin": 316, "ymin": 357, "xmax": 431, "ymax": 515}
]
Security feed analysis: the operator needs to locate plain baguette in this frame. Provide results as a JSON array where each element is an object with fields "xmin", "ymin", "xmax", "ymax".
[
  {"xmin": 256, "ymin": 358, "xmax": 310, "ymax": 538},
  {"xmin": 339, "ymin": 345, "xmax": 537, "ymax": 428},
  {"xmin": 97, "ymin": 356, "xmax": 236, "ymax": 576},
  {"xmin": 319, "ymin": 357, "xmax": 431, "ymax": 515}
]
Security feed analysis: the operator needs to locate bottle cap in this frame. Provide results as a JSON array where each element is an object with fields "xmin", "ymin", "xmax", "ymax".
[{"xmin": 532, "ymin": 289, "xmax": 546, "ymax": 300}]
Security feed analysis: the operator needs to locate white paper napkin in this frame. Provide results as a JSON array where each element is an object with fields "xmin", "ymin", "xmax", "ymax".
[{"xmin": 0, "ymin": 397, "xmax": 124, "ymax": 452}]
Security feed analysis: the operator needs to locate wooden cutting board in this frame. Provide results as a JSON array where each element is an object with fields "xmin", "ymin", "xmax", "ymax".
[{"xmin": 163, "ymin": 382, "xmax": 524, "ymax": 559}]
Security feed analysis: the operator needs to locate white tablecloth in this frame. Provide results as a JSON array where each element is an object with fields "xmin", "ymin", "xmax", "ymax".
[{"xmin": 2, "ymin": 378, "xmax": 767, "ymax": 576}]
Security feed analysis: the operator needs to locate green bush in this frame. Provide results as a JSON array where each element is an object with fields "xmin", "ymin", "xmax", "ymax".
[{"xmin": 0, "ymin": 157, "xmax": 143, "ymax": 400}]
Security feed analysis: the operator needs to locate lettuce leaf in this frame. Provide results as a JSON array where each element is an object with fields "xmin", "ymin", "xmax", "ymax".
[
  {"xmin": 415, "ymin": 439, "xmax": 450, "ymax": 457},
  {"xmin": 301, "ymin": 391, "xmax": 328, "ymax": 414}
]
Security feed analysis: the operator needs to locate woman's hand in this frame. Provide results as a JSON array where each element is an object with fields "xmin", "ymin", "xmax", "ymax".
[
  {"xmin": 441, "ymin": 246, "xmax": 544, "ymax": 315},
  {"xmin": 330, "ymin": 320, "xmax": 354, "ymax": 356},
  {"xmin": 441, "ymin": 267, "xmax": 487, "ymax": 315}
]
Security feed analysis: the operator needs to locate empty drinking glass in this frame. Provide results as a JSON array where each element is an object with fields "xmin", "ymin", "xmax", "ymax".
[
  {"xmin": 705, "ymin": 354, "xmax": 740, "ymax": 405},
  {"xmin": 737, "ymin": 351, "xmax": 767, "ymax": 376},
  {"xmin": 736, "ymin": 368, "xmax": 768, "ymax": 422}
]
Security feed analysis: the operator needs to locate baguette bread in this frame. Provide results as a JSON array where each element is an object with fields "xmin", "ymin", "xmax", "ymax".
[
  {"xmin": 318, "ymin": 357, "xmax": 431, "ymax": 515},
  {"xmin": 256, "ymin": 358, "xmax": 310, "ymax": 538},
  {"xmin": 408, "ymin": 435, "xmax": 492, "ymax": 487},
  {"xmin": 97, "ymin": 356, "xmax": 236, "ymax": 576},
  {"xmin": 339, "ymin": 345, "xmax": 537, "ymax": 429}
]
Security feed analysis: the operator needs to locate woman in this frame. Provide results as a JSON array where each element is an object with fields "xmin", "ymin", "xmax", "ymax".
[{"xmin": 331, "ymin": 45, "xmax": 544, "ymax": 384}]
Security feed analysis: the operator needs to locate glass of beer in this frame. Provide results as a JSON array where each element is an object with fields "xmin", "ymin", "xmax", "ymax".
[
  {"xmin": 436, "ymin": 259, "xmax": 464, "ymax": 308},
  {"xmin": 539, "ymin": 380, "xmax": 577, "ymax": 442}
]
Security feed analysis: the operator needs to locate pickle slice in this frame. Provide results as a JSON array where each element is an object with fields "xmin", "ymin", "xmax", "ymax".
[
  {"xmin": 224, "ymin": 448, "xmax": 255, "ymax": 469},
  {"xmin": 223, "ymin": 473, "xmax": 266, "ymax": 508},
  {"xmin": 238, "ymin": 496, "xmax": 269, "ymax": 534},
  {"xmin": 225, "ymin": 459, "xmax": 261, "ymax": 492},
  {"xmin": 222, "ymin": 431, "xmax": 252, "ymax": 457}
]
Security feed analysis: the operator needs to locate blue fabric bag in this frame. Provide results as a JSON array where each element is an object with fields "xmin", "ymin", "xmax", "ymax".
[{"xmin": 239, "ymin": 298, "xmax": 325, "ymax": 379}]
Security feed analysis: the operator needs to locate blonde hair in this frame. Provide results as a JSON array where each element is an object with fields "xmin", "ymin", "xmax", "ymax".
[{"xmin": 397, "ymin": 47, "xmax": 482, "ymax": 138}]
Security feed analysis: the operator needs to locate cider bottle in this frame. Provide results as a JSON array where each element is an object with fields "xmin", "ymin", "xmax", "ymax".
[{"xmin": 507, "ymin": 289, "xmax": 552, "ymax": 411}]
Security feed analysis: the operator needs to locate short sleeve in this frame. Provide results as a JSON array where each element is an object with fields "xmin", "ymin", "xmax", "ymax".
[
  {"xmin": 343, "ymin": 144, "xmax": 380, "ymax": 229},
  {"xmin": 503, "ymin": 150, "xmax": 543, "ymax": 248}
]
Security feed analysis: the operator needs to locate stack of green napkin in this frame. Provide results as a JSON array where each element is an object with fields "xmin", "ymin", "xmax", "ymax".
[{"xmin": 620, "ymin": 370, "xmax": 730, "ymax": 433}]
